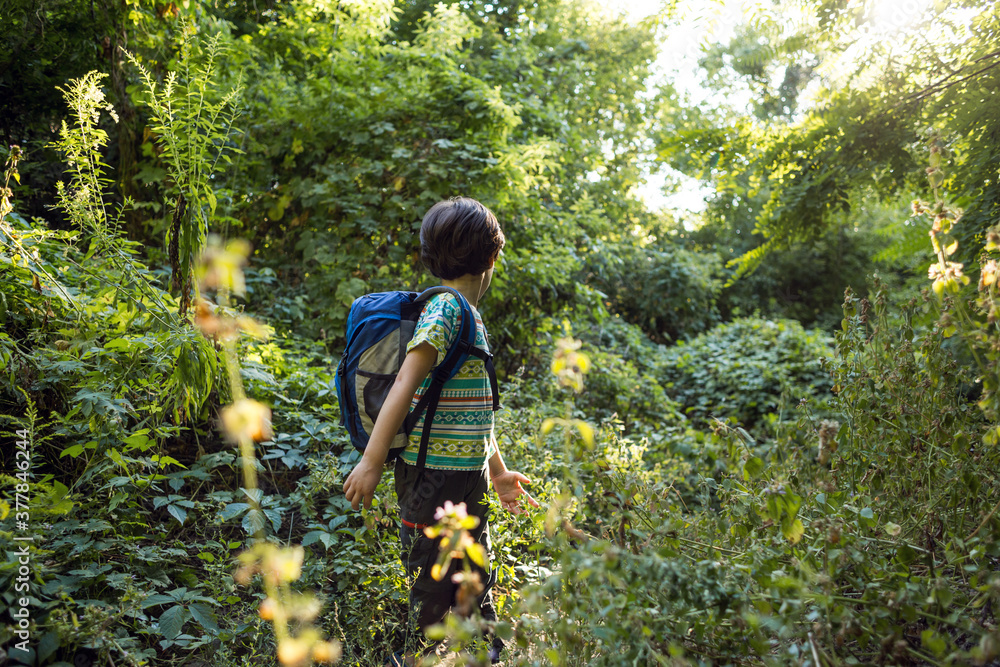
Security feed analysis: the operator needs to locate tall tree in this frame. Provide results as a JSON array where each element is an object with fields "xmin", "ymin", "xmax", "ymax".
[{"xmin": 655, "ymin": 0, "xmax": 1000, "ymax": 282}]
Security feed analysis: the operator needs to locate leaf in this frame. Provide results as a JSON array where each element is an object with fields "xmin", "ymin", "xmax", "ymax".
[
  {"xmin": 167, "ymin": 504, "xmax": 188, "ymax": 525},
  {"xmin": 896, "ymin": 544, "xmax": 917, "ymax": 565},
  {"xmin": 104, "ymin": 338, "xmax": 133, "ymax": 351},
  {"xmin": 60, "ymin": 444, "xmax": 85, "ymax": 458},
  {"xmin": 783, "ymin": 492, "xmax": 802, "ymax": 518},
  {"xmin": 107, "ymin": 447, "xmax": 128, "ymax": 469},
  {"xmin": 189, "ymin": 602, "xmax": 220, "ymax": 634},
  {"xmin": 37, "ymin": 632, "xmax": 60, "ymax": 663},
  {"xmin": 142, "ymin": 594, "xmax": 178, "ymax": 609},
  {"xmin": 158, "ymin": 605, "xmax": 189, "ymax": 639},
  {"xmin": 921, "ymin": 629, "xmax": 947, "ymax": 657},
  {"xmin": 574, "ymin": 420, "xmax": 594, "ymax": 447},
  {"xmin": 466, "ymin": 542, "xmax": 486, "ymax": 568},
  {"xmin": 47, "ymin": 481, "xmax": 74, "ymax": 514},
  {"xmin": 782, "ymin": 518, "xmax": 804, "ymax": 545},
  {"xmin": 153, "ymin": 455, "xmax": 184, "ymax": 469},
  {"xmin": 263, "ymin": 507, "xmax": 283, "ymax": 532},
  {"xmin": 219, "ymin": 503, "xmax": 249, "ymax": 521},
  {"xmin": 123, "ymin": 429, "xmax": 151, "ymax": 450},
  {"xmin": 302, "ymin": 530, "xmax": 327, "ymax": 547},
  {"xmin": 242, "ymin": 509, "xmax": 267, "ymax": 536},
  {"xmin": 204, "ymin": 184, "xmax": 217, "ymax": 215},
  {"xmin": 743, "ymin": 456, "xmax": 765, "ymax": 481},
  {"xmin": 168, "ymin": 587, "xmax": 190, "ymax": 601}
]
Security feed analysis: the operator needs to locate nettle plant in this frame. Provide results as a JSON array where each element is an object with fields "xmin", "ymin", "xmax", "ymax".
[
  {"xmin": 127, "ymin": 31, "xmax": 243, "ymax": 316},
  {"xmin": 916, "ymin": 130, "xmax": 1000, "ymax": 439},
  {"xmin": 0, "ymin": 71, "xmax": 226, "ymax": 664}
]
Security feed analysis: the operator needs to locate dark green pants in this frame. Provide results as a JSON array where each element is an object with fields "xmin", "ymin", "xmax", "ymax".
[{"xmin": 394, "ymin": 459, "xmax": 498, "ymax": 635}]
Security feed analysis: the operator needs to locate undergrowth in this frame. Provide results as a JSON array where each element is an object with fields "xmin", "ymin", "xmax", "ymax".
[{"xmin": 3, "ymin": 58, "xmax": 1000, "ymax": 667}]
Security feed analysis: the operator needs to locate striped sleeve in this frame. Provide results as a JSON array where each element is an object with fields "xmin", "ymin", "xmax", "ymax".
[{"xmin": 406, "ymin": 294, "xmax": 460, "ymax": 362}]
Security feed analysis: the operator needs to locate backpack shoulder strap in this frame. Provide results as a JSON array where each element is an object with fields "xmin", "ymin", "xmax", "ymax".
[
  {"xmin": 413, "ymin": 289, "xmax": 500, "ymax": 410},
  {"xmin": 410, "ymin": 286, "xmax": 478, "ymax": 372},
  {"xmin": 467, "ymin": 346, "xmax": 501, "ymax": 411}
]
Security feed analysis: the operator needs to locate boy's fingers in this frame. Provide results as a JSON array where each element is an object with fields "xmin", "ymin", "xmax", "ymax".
[{"xmin": 522, "ymin": 491, "xmax": 540, "ymax": 508}]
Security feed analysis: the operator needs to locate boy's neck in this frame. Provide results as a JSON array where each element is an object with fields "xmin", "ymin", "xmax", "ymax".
[{"xmin": 442, "ymin": 273, "xmax": 487, "ymax": 308}]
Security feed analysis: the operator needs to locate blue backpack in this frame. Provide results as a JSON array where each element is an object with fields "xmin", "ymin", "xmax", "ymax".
[{"xmin": 335, "ymin": 287, "xmax": 499, "ymax": 471}]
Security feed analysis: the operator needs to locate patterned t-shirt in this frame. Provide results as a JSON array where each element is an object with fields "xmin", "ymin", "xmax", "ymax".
[{"xmin": 402, "ymin": 293, "xmax": 496, "ymax": 471}]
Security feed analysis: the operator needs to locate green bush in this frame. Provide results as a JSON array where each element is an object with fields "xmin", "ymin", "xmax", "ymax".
[
  {"xmin": 497, "ymin": 287, "xmax": 1000, "ymax": 667},
  {"xmin": 658, "ymin": 317, "xmax": 835, "ymax": 433},
  {"xmin": 585, "ymin": 239, "xmax": 723, "ymax": 343},
  {"xmin": 564, "ymin": 317, "xmax": 684, "ymax": 434}
]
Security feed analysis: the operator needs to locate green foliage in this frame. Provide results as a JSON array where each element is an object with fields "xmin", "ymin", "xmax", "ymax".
[
  {"xmin": 180, "ymin": 0, "xmax": 662, "ymax": 363},
  {"xmin": 681, "ymin": 185, "xmax": 914, "ymax": 329},
  {"xmin": 1, "ymin": 66, "xmax": 255, "ymax": 665},
  {"xmin": 128, "ymin": 33, "xmax": 243, "ymax": 313},
  {"xmin": 658, "ymin": 0, "xmax": 1000, "ymax": 280},
  {"xmin": 10, "ymin": 1, "xmax": 1000, "ymax": 666},
  {"xmin": 659, "ymin": 317, "xmax": 835, "ymax": 433},
  {"xmin": 830, "ymin": 283, "xmax": 992, "ymax": 527},
  {"xmin": 697, "ymin": 15, "xmax": 818, "ymax": 121},
  {"xmin": 585, "ymin": 237, "xmax": 723, "ymax": 343},
  {"xmin": 484, "ymin": 288, "xmax": 1000, "ymax": 666},
  {"xmin": 0, "ymin": 0, "xmax": 112, "ymax": 217}
]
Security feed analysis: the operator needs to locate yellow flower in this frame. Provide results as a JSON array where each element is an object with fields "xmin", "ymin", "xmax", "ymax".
[
  {"xmin": 277, "ymin": 638, "xmax": 310, "ymax": 666},
  {"xmin": 311, "ymin": 641, "xmax": 341, "ymax": 664},
  {"xmin": 221, "ymin": 399, "xmax": 273, "ymax": 443},
  {"xmin": 551, "ymin": 336, "xmax": 590, "ymax": 392},
  {"xmin": 980, "ymin": 260, "xmax": 999, "ymax": 291},
  {"xmin": 258, "ymin": 597, "xmax": 278, "ymax": 620},
  {"xmin": 928, "ymin": 261, "xmax": 968, "ymax": 296},
  {"xmin": 264, "ymin": 546, "xmax": 304, "ymax": 585},
  {"xmin": 197, "ymin": 236, "xmax": 251, "ymax": 296}
]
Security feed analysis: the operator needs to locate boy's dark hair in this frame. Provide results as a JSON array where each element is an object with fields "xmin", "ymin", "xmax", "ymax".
[{"xmin": 420, "ymin": 197, "xmax": 505, "ymax": 280}]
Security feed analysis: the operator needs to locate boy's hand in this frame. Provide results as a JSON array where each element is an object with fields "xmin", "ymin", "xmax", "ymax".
[
  {"xmin": 491, "ymin": 471, "xmax": 539, "ymax": 515},
  {"xmin": 344, "ymin": 457, "xmax": 383, "ymax": 511}
]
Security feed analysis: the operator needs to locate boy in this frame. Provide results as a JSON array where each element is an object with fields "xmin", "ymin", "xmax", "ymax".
[{"xmin": 343, "ymin": 197, "xmax": 538, "ymax": 665}]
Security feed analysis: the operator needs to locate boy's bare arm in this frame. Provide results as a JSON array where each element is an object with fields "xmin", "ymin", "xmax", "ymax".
[
  {"xmin": 343, "ymin": 343, "xmax": 437, "ymax": 511},
  {"xmin": 488, "ymin": 443, "xmax": 540, "ymax": 514}
]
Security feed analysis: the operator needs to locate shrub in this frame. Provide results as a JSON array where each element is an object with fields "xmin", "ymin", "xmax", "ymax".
[
  {"xmin": 585, "ymin": 239, "xmax": 723, "ymax": 343},
  {"xmin": 658, "ymin": 317, "xmax": 834, "ymax": 433},
  {"xmin": 517, "ymin": 317, "xmax": 685, "ymax": 436},
  {"xmin": 499, "ymin": 290, "xmax": 1000, "ymax": 667}
]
